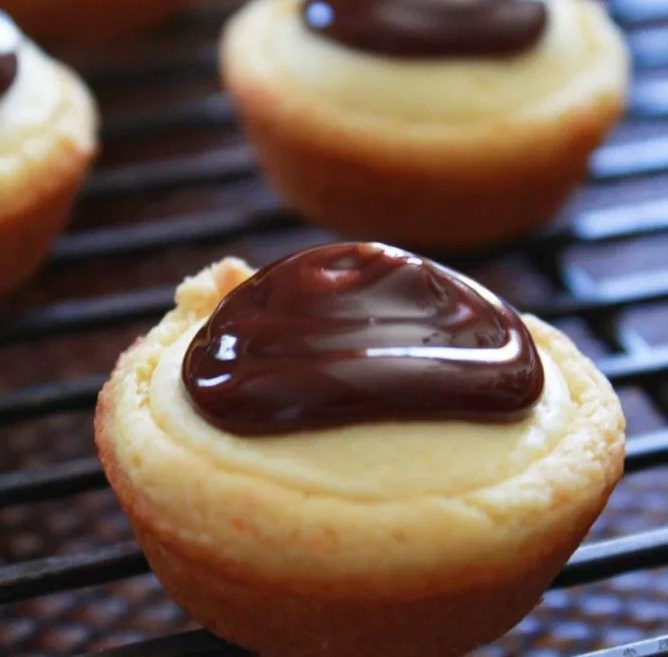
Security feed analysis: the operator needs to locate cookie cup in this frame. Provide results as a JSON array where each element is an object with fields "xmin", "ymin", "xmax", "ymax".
[
  {"xmin": 0, "ymin": 39, "xmax": 97, "ymax": 296},
  {"xmin": 96, "ymin": 257, "xmax": 624, "ymax": 657},
  {"xmin": 0, "ymin": 38, "xmax": 97, "ymax": 296},
  {"xmin": 222, "ymin": 0, "xmax": 629, "ymax": 249}
]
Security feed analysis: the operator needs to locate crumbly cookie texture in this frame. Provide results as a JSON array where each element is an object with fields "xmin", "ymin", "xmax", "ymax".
[
  {"xmin": 226, "ymin": 0, "xmax": 628, "ymax": 133},
  {"xmin": 97, "ymin": 257, "xmax": 625, "ymax": 598}
]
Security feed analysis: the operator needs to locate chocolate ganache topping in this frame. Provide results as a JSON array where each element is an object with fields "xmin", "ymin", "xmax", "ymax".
[
  {"xmin": 301, "ymin": 0, "xmax": 547, "ymax": 58},
  {"xmin": 182, "ymin": 243, "xmax": 545, "ymax": 436},
  {"xmin": 0, "ymin": 12, "xmax": 19, "ymax": 98}
]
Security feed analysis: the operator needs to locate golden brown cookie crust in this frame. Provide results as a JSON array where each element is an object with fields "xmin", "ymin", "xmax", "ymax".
[
  {"xmin": 0, "ymin": 157, "xmax": 88, "ymax": 296},
  {"xmin": 101, "ymin": 468, "xmax": 614, "ymax": 657}
]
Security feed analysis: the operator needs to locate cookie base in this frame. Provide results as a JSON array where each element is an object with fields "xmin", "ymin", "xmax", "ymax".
[
  {"xmin": 227, "ymin": 75, "xmax": 624, "ymax": 250},
  {"xmin": 96, "ymin": 382, "xmax": 616, "ymax": 657},
  {"xmin": 0, "ymin": 154, "xmax": 92, "ymax": 297},
  {"xmin": 2, "ymin": 0, "xmax": 190, "ymax": 43},
  {"xmin": 135, "ymin": 519, "xmax": 602, "ymax": 657}
]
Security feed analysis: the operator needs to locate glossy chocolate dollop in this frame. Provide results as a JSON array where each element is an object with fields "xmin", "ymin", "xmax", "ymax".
[
  {"xmin": 0, "ymin": 12, "xmax": 19, "ymax": 98},
  {"xmin": 301, "ymin": 0, "xmax": 547, "ymax": 58},
  {"xmin": 183, "ymin": 243, "xmax": 544, "ymax": 436}
]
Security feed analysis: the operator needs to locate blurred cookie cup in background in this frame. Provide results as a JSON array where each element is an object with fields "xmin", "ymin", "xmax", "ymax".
[{"xmin": 222, "ymin": 0, "xmax": 629, "ymax": 250}]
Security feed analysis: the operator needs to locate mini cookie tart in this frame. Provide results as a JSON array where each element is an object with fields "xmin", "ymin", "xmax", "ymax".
[
  {"xmin": 96, "ymin": 243, "xmax": 625, "ymax": 657},
  {"xmin": 222, "ymin": 0, "xmax": 629, "ymax": 249},
  {"xmin": 0, "ymin": 0, "xmax": 190, "ymax": 44},
  {"xmin": 0, "ymin": 12, "xmax": 97, "ymax": 296}
]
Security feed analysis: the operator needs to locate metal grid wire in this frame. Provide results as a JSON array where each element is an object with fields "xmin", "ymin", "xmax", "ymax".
[{"xmin": 3, "ymin": 0, "xmax": 668, "ymax": 655}]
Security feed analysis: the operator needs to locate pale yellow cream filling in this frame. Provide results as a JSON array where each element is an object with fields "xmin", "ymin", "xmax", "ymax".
[
  {"xmin": 148, "ymin": 321, "xmax": 572, "ymax": 501},
  {"xmin": 240, "ymin": 0, "xmax": 627, "ymax": 124}
]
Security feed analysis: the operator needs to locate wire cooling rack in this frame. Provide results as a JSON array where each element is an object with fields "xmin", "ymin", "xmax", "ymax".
[{"xmin": 3, "ymin": 0, "xmax": 668, "ymax": 655}]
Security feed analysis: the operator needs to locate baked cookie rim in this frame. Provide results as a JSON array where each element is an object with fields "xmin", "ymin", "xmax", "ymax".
[{"xmin": 222, "ymin": 0, "xmax": 629, "ymax": 151}]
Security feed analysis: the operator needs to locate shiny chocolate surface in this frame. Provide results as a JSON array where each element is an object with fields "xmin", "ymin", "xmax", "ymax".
[
  {"xmin": 183, "ymin": 242, "xmax": 545, "ymax": 435},
  {"xmin": 301, "ymin": 0, "xmax": 547, "ymax": 58}
]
